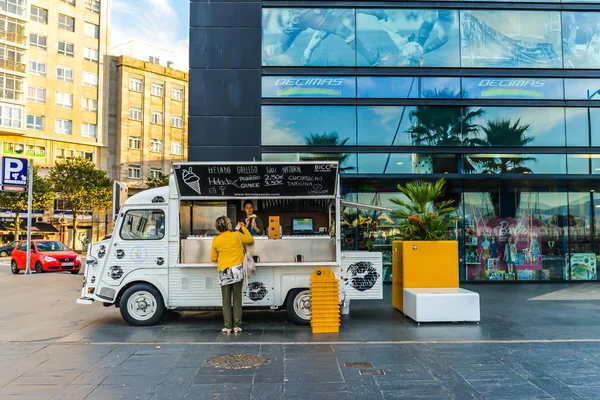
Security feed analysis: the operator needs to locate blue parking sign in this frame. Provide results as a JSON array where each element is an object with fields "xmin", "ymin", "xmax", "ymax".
[{"xmin": 1, "ymin": 156, "xmax": 28, "ymax": 192}]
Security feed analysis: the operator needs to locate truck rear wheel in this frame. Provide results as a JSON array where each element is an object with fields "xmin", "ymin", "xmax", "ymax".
[
  {"xmin": 119, "ymin": 283, "xmax": 164, "ymax": 326},
  {"xmin": 286, "ymin": 289, "xmax": 311, "ymax": 325}
]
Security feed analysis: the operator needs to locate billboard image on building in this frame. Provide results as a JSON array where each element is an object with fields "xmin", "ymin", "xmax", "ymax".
[
  {"xmin": 262, "ymin": 8, "xmax": 358, "ymax": 66},
  {"xmin": 356, "ymin": 9, "xmax": 460, "ymax": 67},
  {"xmin": 563, "ymin": 12, "xmax": 600, "ymax": 69},
  {"xmin": 461, "ymin": 10, "xmax": 562, "ymax": 68}
]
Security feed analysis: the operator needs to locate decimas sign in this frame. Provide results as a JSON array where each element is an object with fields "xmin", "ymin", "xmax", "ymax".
[{"xmin": 174, "ymin": 163, "xmax": 338, "ymax": 198}]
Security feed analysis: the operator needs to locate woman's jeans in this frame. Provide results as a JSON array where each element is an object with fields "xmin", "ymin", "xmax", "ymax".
[{"xmin": 221, "ymin": 281, "xmax": 243, "ymax": 329}]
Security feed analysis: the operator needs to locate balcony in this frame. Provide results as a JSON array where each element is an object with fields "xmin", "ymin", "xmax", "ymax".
[
  {"xmin": 0, "ymin": 30, "xmax": 26, "ymax": 45},
  {"xmin": 0, "ymin": 57, "xmax": 24, "ymax": 73}
]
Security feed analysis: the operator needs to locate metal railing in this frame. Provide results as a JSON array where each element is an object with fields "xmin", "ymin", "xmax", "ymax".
[
  {"xmin": 0, "ymin": 57, "xmax": 24, "ymax": 73},
  {"xmin": 0, "ymin": 29, "xmax": 26, "ymax": 45}
]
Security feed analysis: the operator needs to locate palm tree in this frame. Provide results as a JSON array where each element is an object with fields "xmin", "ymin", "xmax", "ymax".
[
  {"xmin": 470, "ymin": 118, "xmax": 536, "ymax": 217},
  {"xmin": 407, "ymin": 89, "xmax": 486, "ymax": 174},
  {"xmin": 301, "ymin": 131, "xmax": 355, "ymax": 172}
]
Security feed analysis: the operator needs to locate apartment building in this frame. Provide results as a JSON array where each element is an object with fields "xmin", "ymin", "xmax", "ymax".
[
  {"xmin": 106, "ymin": 55, "xmax": 188, "ymax": 192},
  {"xmin": 0, "ymin": 0, "xmax": 110, "ymax": 170}
]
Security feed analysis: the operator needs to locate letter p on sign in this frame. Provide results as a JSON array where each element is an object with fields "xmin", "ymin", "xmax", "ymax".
[{"xmin": 1, "ymin": 156, "xmax": 28, "ymax": 192}]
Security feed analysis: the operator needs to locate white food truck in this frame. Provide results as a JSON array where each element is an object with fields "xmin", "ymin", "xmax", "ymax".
[{"xmin": 77, "ymin": 162, "xmax": 384, "ymax": 326}]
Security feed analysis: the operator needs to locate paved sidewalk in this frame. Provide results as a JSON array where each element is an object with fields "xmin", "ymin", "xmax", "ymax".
[{"xmin": 2, "ymin": 341, "xmax": 600, "ymax": 399}]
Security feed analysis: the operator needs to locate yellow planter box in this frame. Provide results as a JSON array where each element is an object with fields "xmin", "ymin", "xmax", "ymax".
[{"xmin": 391, "ymin": 240, "xmax": 459, "ymax": 311}]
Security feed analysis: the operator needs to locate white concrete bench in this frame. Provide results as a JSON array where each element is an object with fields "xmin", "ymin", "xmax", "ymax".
[{"xmin": 403, "ymin": 288, "xmax": 480, "ymax": 324}]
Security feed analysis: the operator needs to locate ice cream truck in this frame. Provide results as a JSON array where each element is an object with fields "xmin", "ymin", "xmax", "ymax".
[{"xmin": 77, "ymin": 161, "xmax": 385, "ymax": 326}]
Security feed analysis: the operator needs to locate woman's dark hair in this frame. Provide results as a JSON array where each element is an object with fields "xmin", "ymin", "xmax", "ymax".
[
  {"xmin": 244, "ymin": 200, "xmax": 253, "ymax": 207},
  {"xmin": 215, "ymin": 216, "xmax": 232, "ymax": 233}
]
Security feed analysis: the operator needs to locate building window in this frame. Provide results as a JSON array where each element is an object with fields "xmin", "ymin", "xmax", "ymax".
[
  {"xmin": 0, "ymin": 73, "xmax": 23, "ymax": 100},
  {"xmin": 60, "ymin": 0, "xmax": 75, "ymax": 6},
  {"xmin": 128, "ymin": 136, "xmax": 141, "ymax": 150},
  {"xmin": 54, "ymin": 119, "xmax": 72, "ymax": 135},
  {"xmin": 82, "ymin": 71, "xmax": 98, "ymax": 88},
  {"xmin": 28, "ymin": 60, "xmax": 46, "ymax": 76},
  {"xmin": 82, "ymin": 97, "xmax": 98, "ymax": 112},
  {"xmin": 82, "ymin": 123, "xmax": 96, "ymax": 138},
  {"xmin": 55, "ymin": 92, "xmax": 73, "ymax": 108},
  {"xmin": 83, "ymin": 47, "xmax": 99, "ymax": 63},
  {"xmin": 30, "ymin": 6, "xmax": 48, "ymax": 23},
  {"xmin": 128, "ymin": 165, "xmax": 141, "ymax": 179},
  {"xmin": 4, "ymin": 142, "xmax": 45, "ymax": 157},
  {"xmin": 149, "ymin": 56, "xmax": 160, "ymax": 65},
  {"xmin": 29, "ymin": 33, "xmax": 47, "ymax": 50},
  {"xmin": 171, "ymin": 141, "xmax": 182, "ymax": 155},
  {"xmin": 129, "ymin": 106, "xmax": 142, "ymax": 121},
  {"xmin": 84, "ymin": 22, "xmax": 99, "ymax": 39},
  {"xmin": 150, "ymin": 138, "xmax": 162, "ymax": 152},
  {"xmin": 0, "ymin": 15, "xmax": 26, "ymax": 45},
  {"xmin": 151, "ymin": 111, "xmax": 163, "ymax": 125},
  {"xmin": 149, "ymin": 168, "xmax": 162, "ymax": 180},
  {"xmin": 0, "ymin": 0, "xmax": 26, "ymax": 17},
  {"xmin": 58, "ymin": 40, "xmax": 74, "ymax": 57},
  {"xmin": 85, "ymin": 0, "xmax": 100, "ymax": 13},
  {"xmin": 171, "ymin": 115, "xmax": 183, "ymax": 129},
  {"xmin": 28, "ymin": 86, "xmax": 45, "ymax": 103},
  {"xmin": 56, "ymin": 65, "xmax": 73, "ymax": 82},
  {"xmin": 27, "ymin": 114, "xmax": 43, "ymax": 130},
  {"xmin": 0, "ymin": 103, "xmax": 22, "ymax": 128},
  {"xmin": 172, "ymin": 88, "xmax": 183, "ymax": 101},
  {"xmin": 58, "ymin": 14, "xmax": 75, "ymax": 32},
  {"xmin": 151, "ymin": 83, "xmax": 163, "ymax": 97},
  {"xmin": 78, "ymin": 151, "xmax": 94, "ymax": 161},
  {"xmin": 130, "ymin": 77, "xmax": 142, "ymax": 92}
]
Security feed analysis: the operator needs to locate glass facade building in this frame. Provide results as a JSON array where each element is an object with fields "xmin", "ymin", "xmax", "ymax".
[{"xmin": 190, "ymin": 1, "xmax": 600, "ymax": 283}]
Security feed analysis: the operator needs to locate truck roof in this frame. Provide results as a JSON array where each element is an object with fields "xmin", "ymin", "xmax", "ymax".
[{"xmin": 124, "ymin": 186, "xmax": 169, "ymax": 205}]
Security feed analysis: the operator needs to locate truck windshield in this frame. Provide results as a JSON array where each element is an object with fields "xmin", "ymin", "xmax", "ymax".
[
  {"xmin": 37, "ymin": 241, "xmax": 70, "ymax": 252},
  {"xmin": 120, "ymin": 210, "xmax": 165, "ymax": 240}
]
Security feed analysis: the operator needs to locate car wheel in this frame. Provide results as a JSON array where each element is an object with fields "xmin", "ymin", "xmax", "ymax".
[
  {"xmin": 70, "ymin": 269, "xmax": 80, "ymax": 275},
  {"xmin": 1, "ymin": 251, "xmax": 8, "ymax": 257},
  {"xmin": 35, "ymin": 262, "xmax": 43, "ymax": 273},
  {"xmin": 10, "ymin": 260, "xmax": 19, "ymax": 274},
  {"xmin": 119, "ymin": 283, "xmax": 165, "ymax": 326},
  {"xmin": 286, "ymin": 288, "xmax": 311, "ymax": 325}
]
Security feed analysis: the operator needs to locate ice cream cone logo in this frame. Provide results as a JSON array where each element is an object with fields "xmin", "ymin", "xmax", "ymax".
[{"xmin": 182, "ymin": 167, "xmax": 201, "ymax": 194}]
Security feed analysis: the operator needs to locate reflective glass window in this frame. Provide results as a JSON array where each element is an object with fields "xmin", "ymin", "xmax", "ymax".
[
  {"xmin": 358, "ymin": 153, "xmax": 457, "ymax": 174},
  {"xmin": 562, "ymin": 12, "xmax": 600, "ymax": 69},
  {"xmin": 565, "ymin": 79, "xmax": 600, "ymax": 100},
  {"xmin": 460, "ymin": 11, "xmax": 562, "ymax": 68},
  {"xmin": 566, "ymin": 108, "xmax": 590, "ymax": 146},
  {"xmin": 420, "ymin": 77, "xmax": 461, "ymax": 98},
  {"xmin": 262, "ymin": 9, "xmax": 356, "ymax": 67},
  {"xmin": 356, "ymin": 77, "xmax": 419, "ymax": 98},
  {"xmin": 262, "ymin": 106, "xmax": 357, "ymax": 146},
  {"xmin": 357, "ymin": 106, "xmax": 412, "ymax": 146},
  {"xmin": 356, "ymin": 9, "xmax": 460, "ymax": 67},
  {"xmin": 567, "ymin": 155, "xmax": 590, "ymax": 174},
  {"xmin": 464, "ymin": 154, "xmax": 567, "ymax": 174},
  {"xmin": 590, "ymin": 109, "xmax": 600, "ymax": 146}
]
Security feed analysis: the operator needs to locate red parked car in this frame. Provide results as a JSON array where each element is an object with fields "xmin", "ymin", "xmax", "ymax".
[{"xmin": 10, "ymin": 240, "xmax": 81, "ymax": 274}]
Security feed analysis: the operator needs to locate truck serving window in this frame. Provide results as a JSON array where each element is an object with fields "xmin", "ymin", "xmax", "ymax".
[{"xmin": 120, "ymin": 210, "xmax": 165, "ymax": 240}]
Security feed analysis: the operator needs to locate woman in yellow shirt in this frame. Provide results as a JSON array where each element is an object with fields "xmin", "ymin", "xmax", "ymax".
[{"xmin": 211, "ymin": 216, "xmax": 253, "ymax": 333}]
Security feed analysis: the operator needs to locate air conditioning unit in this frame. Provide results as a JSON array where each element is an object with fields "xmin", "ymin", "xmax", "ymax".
[
  {"xmin": 58, "ymin": 217, "xmax": 67, "ymax": 224},
  {"xmin": 35, "ymin": 216, "xmax": 45, "ymax": 223}
]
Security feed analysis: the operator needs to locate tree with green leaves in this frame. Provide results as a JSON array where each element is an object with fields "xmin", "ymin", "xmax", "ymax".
[
  {"xmin": 301, "ymin": 131, "xmax": 355, "ymax": 172},
  {"xmin": 49, "ymin": 158, "xmax": 113, "ymax": 249},
  {"xmin": 390, "ymin": 179, "xmax": 457, "ymax": 241},
  {"xmin": 146, "ymin": 171, "xmax": 170, "ymax": 188},
  {"xmin": 0, "ymin": 166, "xmax": 54, "ymax": 241}
]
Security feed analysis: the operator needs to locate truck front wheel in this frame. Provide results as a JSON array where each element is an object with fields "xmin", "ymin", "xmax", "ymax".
[
  {"xmin": 286, "ymin": 289, "xmax": 311, "ymax": 325},
  {"xmin": 119, "ymin": 283, "xmax": 164, "ymax": 326}
]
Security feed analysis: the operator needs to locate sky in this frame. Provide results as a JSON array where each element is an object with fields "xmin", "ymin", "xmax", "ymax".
[{"xmin": 111, "ymin": 0, "xmax": 190, "ymax": 70}]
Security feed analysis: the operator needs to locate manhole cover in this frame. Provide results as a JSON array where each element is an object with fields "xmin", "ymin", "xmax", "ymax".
[
  {"xmin": 344, "ymin": 362, "xmax": 373, "ymax": 368},
  {"xmin": 359, "ymin": 369, "xmax": 385, "ymax": 375},
  {"xmin": 206, "ymin": 354, "xmax": 271, "ymax": 370}
]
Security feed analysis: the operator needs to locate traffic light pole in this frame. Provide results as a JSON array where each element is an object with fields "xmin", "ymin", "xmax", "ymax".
[{"xmin": 25, "ymin": 159, "xmax": 33, "ymax": 275}]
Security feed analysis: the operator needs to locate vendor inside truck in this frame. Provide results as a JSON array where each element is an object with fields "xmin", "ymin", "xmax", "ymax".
[{"xmin": 240, "ymin": 200, "xmax": 264, "ymax": 236}]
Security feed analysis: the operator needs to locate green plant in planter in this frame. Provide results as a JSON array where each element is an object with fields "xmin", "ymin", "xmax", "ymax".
[{"xmin": 390, "ymin": 179, "xmax": 457, "ymax": 241}]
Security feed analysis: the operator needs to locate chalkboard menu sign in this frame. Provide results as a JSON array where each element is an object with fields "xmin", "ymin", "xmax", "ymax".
[{"xmin": 173, "ymin": 162, "xmax": 338, "ymax": 198}]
